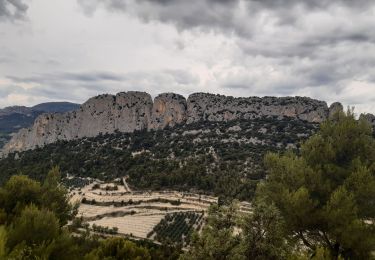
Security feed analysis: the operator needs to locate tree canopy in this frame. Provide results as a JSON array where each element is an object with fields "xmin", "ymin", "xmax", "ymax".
[
  {"xmin": 0, "ymin": 169, "xmax": 181, "ymax": 259},
  {"xmin": 84, "ymin": 237, "xmax": 151, "ymax": 260},
  {"xmin": 181, "ymin": 200, "xmax": 291, "ymax": 260},
  {"xmin": 0, "ymin": 166, "xmax": 76, "ymax": 226},
  {"xmin": 258, "ymin": 111, "xmax": 375, "ymax": 259}
]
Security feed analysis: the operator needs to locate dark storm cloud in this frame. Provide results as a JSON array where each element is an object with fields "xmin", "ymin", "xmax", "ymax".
[
  {"xmin": 77, "ymin": 0, "xmax": 375, "ymax": 76},
  {"xmin": 78, "ymin": 0, "xmax": 241, "ymax": 34},
  {"xmin": 0, "ymin": 0, "xmax": 28, "ymax": 20},
  {"xmin": 78, "ymin": 0, "xmax": 375, "ymax": 33},
  {"xmin": 78, "ymin": 0, "xmax": 375, "ymax": 64}
]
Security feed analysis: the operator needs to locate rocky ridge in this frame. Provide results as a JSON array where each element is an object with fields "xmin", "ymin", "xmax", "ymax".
[{"xmin": 2, "ymin": 91, "xmax": 341, "ymax": 155}]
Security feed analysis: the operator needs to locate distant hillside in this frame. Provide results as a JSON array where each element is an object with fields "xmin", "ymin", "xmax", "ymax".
[
  {"xmin": 0, "ymin": 106, "xmax": 32, "ymax": 117},
  {"xmin": 32, "ymin": 102, "xmax": 80, "ymax": 113},
  {"xmin": 0, "ymin": 111, "xmax": 43, "ymax": 133},
  {"xmin": 0, "ymin": 102, "xmax": 80, "ymax": 148},
  {"xmin": 0, "ymin": 102, "xmax": 80, "ymax": 116}
]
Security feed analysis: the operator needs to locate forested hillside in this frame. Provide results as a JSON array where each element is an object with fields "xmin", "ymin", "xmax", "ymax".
[{"xmin": 0, "ymin": 117, "xmax": 317, "ymax": 201}]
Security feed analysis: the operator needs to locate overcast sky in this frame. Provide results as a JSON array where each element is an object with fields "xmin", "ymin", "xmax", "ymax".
[{"xmin": 1, "ymin": 0, "xmax": 375, "ymax": 114}]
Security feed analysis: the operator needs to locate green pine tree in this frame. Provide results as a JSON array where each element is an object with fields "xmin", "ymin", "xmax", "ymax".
[{"xmin": 258, "ymin": 111, "xmax": 375, "ymax": 259}]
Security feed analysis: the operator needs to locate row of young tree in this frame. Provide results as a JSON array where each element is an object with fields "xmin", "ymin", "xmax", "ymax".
[
  {"xmin": 0, "ymin": 111, "xmax": 373, "ymax": 259},
  {"xmin": 148, "ymin": 212, "xmax": 204, "ymax": 246}
]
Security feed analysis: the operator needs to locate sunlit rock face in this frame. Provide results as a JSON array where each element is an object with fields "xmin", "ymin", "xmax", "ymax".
[
  {"xmin": 150, "ymin": 93, "xmax": 187, "ymax": 130},
  {"xmin": 2, "ymin": 91, "xmax": 332, "ymax": 155}
]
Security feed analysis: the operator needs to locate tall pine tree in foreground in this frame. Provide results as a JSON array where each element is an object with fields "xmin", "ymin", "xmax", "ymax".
[{"xmin": 258, "ymin": 111, "xmax": 375, "ymax": 259}]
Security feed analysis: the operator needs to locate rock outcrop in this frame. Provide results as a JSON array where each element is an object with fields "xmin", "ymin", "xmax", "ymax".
[
  {"xmin": 2, "ymin": 92, "xmax": 340, "ymax": 155},
  {"xmin": 187, "ymin": 93, "xmax": 329, "ymax": 123},
  {"xmin": 359, "ymin": 113, "xmax": 375, "ymax": 127},
  {"xmin": 328, "ymin": 102, "xmax": 344, "ymax": 119}
]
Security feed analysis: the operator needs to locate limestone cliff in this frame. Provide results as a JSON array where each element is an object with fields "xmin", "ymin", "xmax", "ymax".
[
  {"xmin": 2, "ymin": 92, "xmax": 153, "ymax": 154},
  {"xmin": 2, "ymin": 92, "xmax": 340, "ymax": 155},
  {"xmin": 150, "ymin": 93, "xmax": 187, "ymax": 129},
  {"xmin": 187, "ymin": 93, "xmax": 328, "ymax": 123}
]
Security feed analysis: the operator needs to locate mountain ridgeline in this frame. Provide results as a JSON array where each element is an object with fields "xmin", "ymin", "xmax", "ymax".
[
  {"xmin": 0, "ymin": 102, "xmax": 80, "ymax": 117},
  {"xmin": 2, "ymin": 92, "xmax": 343, "ymax": 156}
]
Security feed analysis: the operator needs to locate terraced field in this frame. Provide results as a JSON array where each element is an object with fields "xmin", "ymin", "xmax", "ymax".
[{"xmin": 69, "ymin": 177, "xmax": 251, "ymax": 243}]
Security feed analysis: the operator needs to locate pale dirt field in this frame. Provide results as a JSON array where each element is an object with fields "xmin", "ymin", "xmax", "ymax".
[
  {"xmin": 71, "ymin": 178, "xmax": 251, "ymax": 240},
  {"xmin": 88, "ymin": 214, "xmax": 165, "ymax": 238}
]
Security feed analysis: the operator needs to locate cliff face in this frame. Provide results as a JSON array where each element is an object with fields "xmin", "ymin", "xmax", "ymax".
[
  {"xmin": 186, "ymin": 93, "xmax": 328, "ymax": 123},
  {"xmin": 150, "ymin": 93, "xmax": 187, "ymax": 130},
  {"xmin": 2, "ymin": 92, "xmax": 338, "ymax": 155},
  {"xmin": 2, "ymin": 92, "xmax": 153, "ymax": 153}
]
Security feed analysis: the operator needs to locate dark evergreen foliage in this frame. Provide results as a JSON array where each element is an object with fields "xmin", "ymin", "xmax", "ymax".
[{"xmin": 0, "ymin": 117, "xmax": 317, "ymax": 201}]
